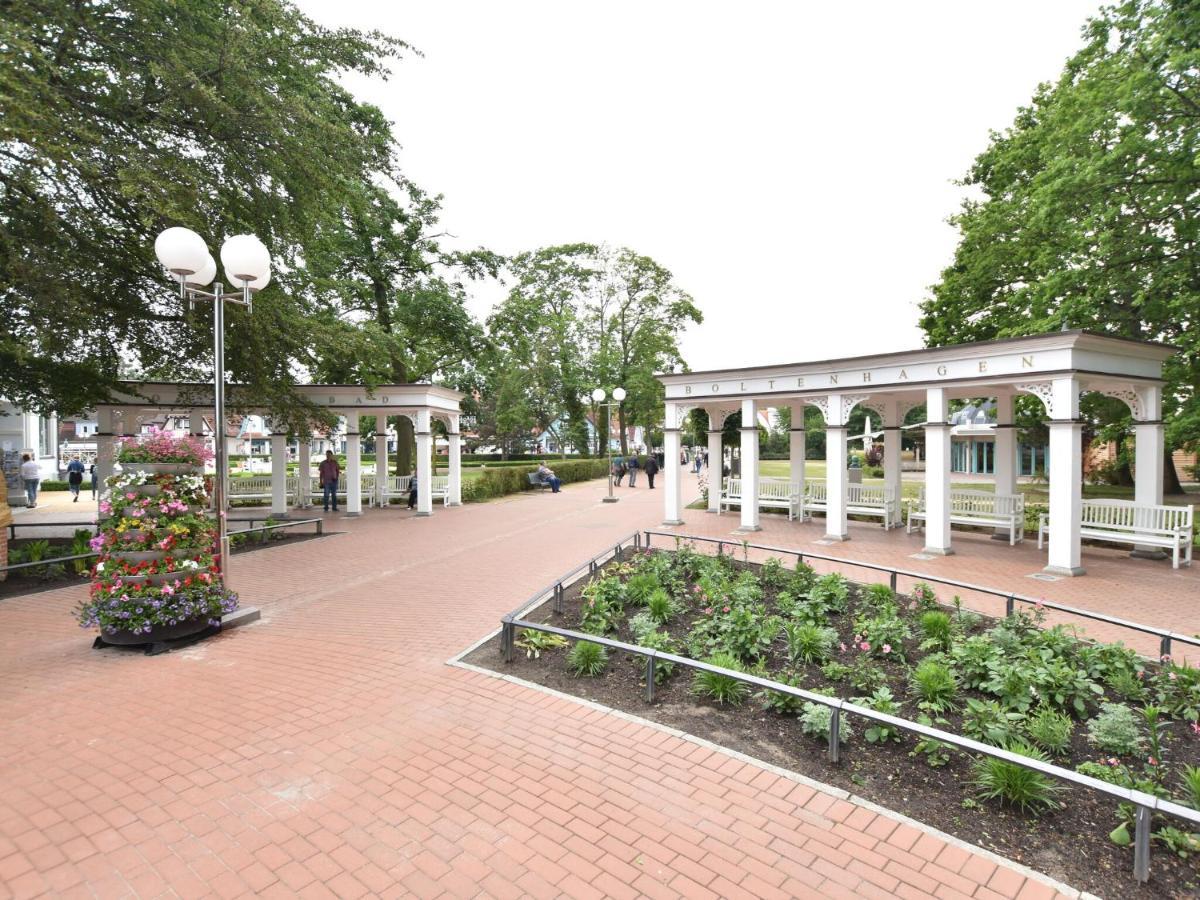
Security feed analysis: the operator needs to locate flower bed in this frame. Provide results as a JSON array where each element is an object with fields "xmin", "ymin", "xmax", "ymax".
[
  {"xmin": 77, "ymin": 429, "xmax": 237, "ymax": 642},
  {"xmin": 468, "ymin": 542, "xmax": 1200, "ymax": 896}
]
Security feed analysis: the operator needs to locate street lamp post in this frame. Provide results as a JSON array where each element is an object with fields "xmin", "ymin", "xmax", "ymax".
[
  {"xmin": 154, "ymin": 227, "xmax": 272, "ymax": 590},
  {"xmin": 592, "ymin": 387, "xmax": 626, "ymax": 504}
]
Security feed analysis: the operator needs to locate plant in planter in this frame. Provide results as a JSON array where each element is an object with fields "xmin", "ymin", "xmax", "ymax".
[{"xmin": 77, "ymin": 428, "xmax": 236, "ymax": 645}]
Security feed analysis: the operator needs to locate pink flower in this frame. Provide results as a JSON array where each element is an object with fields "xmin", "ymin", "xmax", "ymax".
[
  {"xmin": 1169, "ymin": 673, "xmax": 1177, "ymax": 681},
  {"xmin": 722, "ymin": 606, "xmax": 731, "ymax": 613},
  {"xmin": 1162, "ymin": 654, "xmax": 1172, "ymax": 662},
  {"xmin": 1190, "ymin": 722, "xmax": 1200, "ymax": 737},
  {"xmin": 1108, "ymin": 757, "xmax": 1119, "ymax": 766},
  {"xmin": 839, "ymin": 642, "xmax": 847, "ymax": 653},
  {"xmin": 1035, "ymin": 599, "xmax": 1044, "ymax": 610},
  {"xmin": 860, "ymin": 641, "xmax": 870, "ymax": 652},
  {"xmin": 882, "ymin": 644, "xmax": 892, "ymax": 655},
  {"xmin": 853, "ymin": 634, "xmax": 862, "ymax": 643},
  {"xmin": 1148, "ymin": 757, "xmax": 1158, "ymax": 766},
  {"xmin": 1136, "ymin": 670, "xmax": 1145, "ymax": 679},
  {"xmin": 704, "ymin": 607, "xmax": 714, "ymax": 615}
]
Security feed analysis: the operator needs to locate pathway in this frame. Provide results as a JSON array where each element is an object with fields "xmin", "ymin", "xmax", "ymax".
[{"xmin": 0, "ymin": 474, "xmax": 1155, "ymax": 898}]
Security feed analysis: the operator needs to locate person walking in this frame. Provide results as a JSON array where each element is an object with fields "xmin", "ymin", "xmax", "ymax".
[
  {"xmin": 20, "ymin": 453, "xmax": 40, "ymax": 508},
  {"xmin": 318, "ymin": 450, "xmax": 340, "ymax": 512},
  {"xmin": 407, "ymin": 468, "xmax": 418, "ymax": 509},
  {"xmin": 89, "ymin": 461, "xmax": 98, "ymax": 499},
  {"xmin": 644, "ymin": 454, "xmax": 659, "ymax": 489},
  {"xmin": 613, "ymin": 454, "xmax": 626, "ymax": 486},
  {"xmin": 627, "ymin": 454, "xmax": 640, "ymax": 487},
  {"xmin": 66, "ymin": 455, "xmax": 85, "ymax": 502}
]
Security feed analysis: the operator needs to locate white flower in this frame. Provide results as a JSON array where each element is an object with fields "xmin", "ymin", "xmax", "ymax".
[{"xmin": 95, "ymin": 562, "xmax": 105, "ymax": 573}]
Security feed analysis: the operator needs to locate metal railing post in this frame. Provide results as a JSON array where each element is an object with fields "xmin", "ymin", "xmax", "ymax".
[
  {"xmin": 614, "ymin": 544, "xmax": 621, "ymax": 563},
  {"xmin": 501, "ymin": 619, "xmax": 514, "ymax": 663},
  {"xmin": 1006, "ymin": 594, "xmax": 1015, "ymax": 618},
  {"xmin": 316, "ymin": 520, "xmax": 324, "ymax": 535},
  {"xmin": 645, "ymin": 652, "xmax": 657, "ymax": 703},
  {"xmin": 828, "ymin": 708, "xmax": 841, "ymax": 764},
  {"xmin": 889, "ymin": 570, "xmax": 898, "ymax": 593},
  {"xmin": 1134, "ymin": 803, "xmax": 1151, "ymax": 883},
  {"xmin": 554, "ymin": 583, "xmax": 564, "ymax": 615},
  {"xmin": 1160, "ymin": 634, "xmax": 1172, "ymax": 659}
]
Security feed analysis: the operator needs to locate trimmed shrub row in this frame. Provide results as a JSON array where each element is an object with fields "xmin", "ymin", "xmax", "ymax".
[{"xmin": 462, "ymin": 459, "xmax": 610, "ymax": 502}]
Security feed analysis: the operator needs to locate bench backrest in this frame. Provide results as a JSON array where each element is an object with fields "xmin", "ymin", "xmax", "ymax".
[
  {"xmin": 228, "ymin": 476, "xmax": 273, "ymax": 494},
  {"xmin": 913, "ymin": 487, "xmax": 1023, "ymax": 516},
  {"xmin": 806, "ymin": 481, "xmax": 894, "ymax": 505},
  {"xmin": 724, "ymin": 478, "xmax": 798, "ymax": 501},
  {"xmin": 1081, "ymin": 499, "xmax": 1193, "ymax": 533}
]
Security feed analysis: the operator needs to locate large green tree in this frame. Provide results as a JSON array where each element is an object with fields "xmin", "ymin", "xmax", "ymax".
[
  {"xmin": 920, "ymin": 0, "xmax": 1197, "ymax": 491},
  {"xmin": 1, "ymin": 0, "xmax": 404, "ymax": 416}
]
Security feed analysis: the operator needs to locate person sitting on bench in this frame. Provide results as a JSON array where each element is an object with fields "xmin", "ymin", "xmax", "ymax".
[
  {"xmin": 536, "ymin": 462, "xmax": 562, "ymax": 493},
  {"xmin": 407, "ymin": 468, "xmax": 418, "ymax": 509}
]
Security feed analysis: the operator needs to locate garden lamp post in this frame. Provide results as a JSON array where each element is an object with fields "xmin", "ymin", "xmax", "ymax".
[
  {"xmin": 153, "ymin": 227, "xmax": 271, "ymax": 589},
  {"xmin": 592, "ymin": 387, "xmax": 626, "ymax": 503}
]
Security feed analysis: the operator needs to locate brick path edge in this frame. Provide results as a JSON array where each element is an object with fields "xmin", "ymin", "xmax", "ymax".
[{"xmin": 447, "ymin": 651, "xmax": 1100, "ymax": 900}]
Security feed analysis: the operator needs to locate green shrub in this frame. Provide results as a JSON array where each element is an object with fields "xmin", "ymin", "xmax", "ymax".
[
  {"xmin": 919, "ymin": 611, "xmax": 953, "ymax": 652},
  {"xmin": 1087, "ymin": 703, "xmax": 1143, "ymax": 756},
  {"xmin": 691, "ymin": 652, "xmax": 749, "ymax": 705},
  {"xmin": 909, "ymin": 581, "xmax": 939, "ymax": 612},
  {"xmin": 792, "ymin": 560, "xmax": 817, "ymax": 593},
  {"xmin": 646, "ymin": 588, "xmax": 676, "ymax": 625},
  {"xmin": 800, "ymin": 701, "xmax": 852, "ymax": 743},
  {"xmin": 579, "ymin": 576, "xmax": 625, "ymax": 634},
  {"xmin": 1182, "ymin": 765, "xmax": 1200, "ymax": 811},
  {"xmin": 809, "ymin": 573, "xmax": 850, "ymax": 613},
  {"xmin": 759, "ymin": 672, "xmax": 805, "ymax": 715},
  {"xmin": 759, "ymin": 557, "xmax": 790, "ymax": 590},
  {"xmin": 461, "ymin": 458, "xmax": 609, "ymax": 502},
  {"xmin": 971, "ymin": 740, "xmax": 1063, "ymax": 814},
  {"xmin": 687, "ymin": 604, "xmax": 780, "ymax": 664},
  {"xmin": 568, "ymin": 641, "xmax": 609, "ymax": 677},
  {"xmin": 783, "ymin": 621, "xmax": 837, "ymax": 666},
  {"xmin": 911, "ymin": 714, "xmax": 953, "ymax": 768},
  {"xmin": 855, "ymin": 687, "xmax": 903, "ymax": 744},
  {"xmin": 860, "ymin": 582, "xmax": 897, "ymax": 615},
  {"xmin": 910, "ymin": 659, "xmax": 958, "ymax": 712},
  {"xmin": 635, "ymin": 630, "xmax": 677, "ymax": 684},
  {"xmin": 625, "ymin": 572, "xmax": 661, "ymax": 606},
  {"xmin": 854, "ymin": 614, "xmax": 911, "ymax": 660},
  {"xmin": 38, "ymin": 479, "xmax": 70, "ymax": 491},
  {"xmin": 1105, "ymin": 668, "xmax": 1148, "ymax": 702},
  {"xmin": 962, "ymin": 698, "xmax": 1024, "ymax": 746},
  {"xmin": 1024, "ymin": 706, "xmax": 1074, "ymax": 756}
]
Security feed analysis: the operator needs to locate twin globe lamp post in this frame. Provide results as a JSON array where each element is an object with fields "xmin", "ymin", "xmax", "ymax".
[
  {"xmin": 153, "ymin": 227, "xmax": 272, "ymax": 589},
  {"xmin": 591, "ymin": 387, "xmax": 626, "ymax": 503}
]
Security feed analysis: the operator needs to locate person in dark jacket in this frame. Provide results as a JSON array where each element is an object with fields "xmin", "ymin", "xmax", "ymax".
[
  {"xmin": 644, "ymin": 455, "xmax": 660, "ymax": 489},
  {"xmin": 627, "ymin": 454, "xmax": 640, "ymax": 487}
]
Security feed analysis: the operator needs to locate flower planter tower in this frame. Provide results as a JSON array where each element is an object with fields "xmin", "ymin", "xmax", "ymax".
[{"xmin": 79, "ymin": 428, "xmax": 238, "ymax": 648}]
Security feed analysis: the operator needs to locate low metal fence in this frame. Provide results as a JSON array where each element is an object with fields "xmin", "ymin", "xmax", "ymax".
[
  {"xmin": 7, "ymin": 520, "xmax": 97, "ymax": 540},
  {"xmin": 498, "ymin": 531, "xmax": 1200, "ymax": 883},
  {"xmin": 641, "ymin": 530, "xmax": 1200, "ymax": 659}
]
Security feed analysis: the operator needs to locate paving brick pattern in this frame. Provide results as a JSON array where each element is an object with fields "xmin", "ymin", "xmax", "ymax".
[{"xmin": 1, "ymin": 470, "xmax": 1158, "ymax": 898}]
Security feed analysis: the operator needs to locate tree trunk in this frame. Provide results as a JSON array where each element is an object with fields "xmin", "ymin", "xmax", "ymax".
[
  {"xmin": 395, "ymin": 416, "xmax": 414, "ymax": 477},
  {"xmin": 618, "ymin": 407, "xmax": 628, "ymax": 456},
  {"xmin": 1164, "ymin": 447, "xmax": 1183, "ymax": 496}
]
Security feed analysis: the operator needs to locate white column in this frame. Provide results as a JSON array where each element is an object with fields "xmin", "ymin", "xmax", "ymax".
[
  {"xmin": 923, "ymin": 388, "xmax": 953, "ymax": 555},
  {"xmin": 1045, "ymin": 377, "xmax": 1084, "ymax": 576},
  {"xmin": 882, "ymin": 400, "xmax": 902, "ymax": 530},
  {"xmin": 447, "ymin": 417, "xmax": 463, "ymax": 507},
  {"xmin": 415, "ymin": 409, "xmax": 433, "ymax": 516},
  {"xmin": 663, "ymin": 425, "xmax": 684, "ymax": 525},
  {"xmin": 297, "ymin": 436, "xmax": 311, "ymax": 508},
  {"xmin": 376, "ymin": 414, "xmax": 389, "ymax": 508},
  {"xmin": 706, "ymin": 424, "xmax": 723, "ymax": 514},
  {"xmin": 789, "ymin": 403, "xmax": 807, "ymax": 520},
  {"xmin": 824, "ymin": 395, "xmax": 849, "ymax": 540},
  {"xmin": 345, "ymin": 415, "xmax": 362, "ymax": 517},
  {"xmin": 739, "ymin": 398, "xmax": 760, "ymax": 531},
  {"xmin": 992, "ymin": 392, "xmax": 1017, "ymax": 540},
  {"xmin": 269, "ymin": 430, "xmax": 288, "ymax": 516},
  {"xmin": 1133, "ymin": 385, "xmax": 1165, "ymax": 557}
]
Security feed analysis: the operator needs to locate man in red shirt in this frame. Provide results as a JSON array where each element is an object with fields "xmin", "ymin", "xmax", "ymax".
[{"xmin": 318, "ymin": 450, "xmax": 341, "ymax": 512}]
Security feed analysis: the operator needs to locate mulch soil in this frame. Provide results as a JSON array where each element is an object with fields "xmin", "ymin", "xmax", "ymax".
[{"xmin": 465, "ymin": 552, "xmax": 1200, "ymax": 899}]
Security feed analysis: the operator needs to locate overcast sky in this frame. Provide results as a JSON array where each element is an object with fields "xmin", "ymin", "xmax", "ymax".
[{"xmin": 295, "ymin": 0, "xmax": 1106, "ymax": 372}]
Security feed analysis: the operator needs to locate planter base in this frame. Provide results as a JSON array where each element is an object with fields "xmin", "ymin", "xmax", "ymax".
[{"xmin": 92, "ymin": 606, "xmax": 260, "ymax": 656}]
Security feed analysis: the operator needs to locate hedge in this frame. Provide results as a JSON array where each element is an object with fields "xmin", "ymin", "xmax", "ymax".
[
  {"xmin": 39, "ymin": 480, "xmax": 71, "ymax": 491},
  {"xmin": 462, "ymin": 458, "xmax": 609, "ymax": 502}
]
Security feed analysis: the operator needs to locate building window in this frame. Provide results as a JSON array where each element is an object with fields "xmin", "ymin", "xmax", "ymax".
[{"xmin": 38, "ymin": 416, "xmax": 53, "ymax": 458}]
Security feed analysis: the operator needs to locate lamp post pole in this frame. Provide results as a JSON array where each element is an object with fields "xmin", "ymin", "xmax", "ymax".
[
  {"xmin": 155, "ymin": 228, "xmax": 271, "ymax": 591},
  {"xmin": 593, "ymin": 387, "xmax": 626, "ymax": 504}
]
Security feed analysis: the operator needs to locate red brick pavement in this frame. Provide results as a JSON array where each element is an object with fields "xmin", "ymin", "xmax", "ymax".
[{"xmin": 0, "ymin": 473, "xmax": 1147, "ymax": 898}]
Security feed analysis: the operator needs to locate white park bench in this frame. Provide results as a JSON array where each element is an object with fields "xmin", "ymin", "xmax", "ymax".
[
  {"xmin": 227, "ymin": 476, "xmax": 275, "ymax": 504},
  {"xmin": 802, "ymin": 481, "xmax": 899, "ymax": 529},
  {"xmin": 376, "ymin": 475, "xmax": 451, "ymax": 507},
  {"xmin": 720, "ymin": 477, "xmax": 801, "ymax": 520},
  {"xmin": 1038, "ymin": 499, "xmax": 1194, "ymax": 569},
  {"xmin": 299, "ymin": 473, "xmax": 376, "ymax": 507},
  {"xmin": 906, "ymin": 487, "xmax": 1025, "ymax": 545}
]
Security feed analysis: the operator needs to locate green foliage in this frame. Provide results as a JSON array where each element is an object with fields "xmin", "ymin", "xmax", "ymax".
[
  {"xmin": 800, "ymin": 701, "xmax": 852, "ymax": 743},
  {"xmin": 920, "ymin": 0, "xmax": 1200, "ymax": 452},
  {"xmin": 1024, "ymin": 707, "xmax": 1074, "ymax": 756},
  {"xmin": 970, "ymin": 741, "xmax": 1063, "ymax": 814},
  {"xmin": 1182, "ymin": 766, "xmax": 1200, "ymax": 811},
  {"xmin": 579, "ymin": 576, "xmax": 625, "ymax": 635},
  {"xmin": 950, "ymin": 635, "xmax": 1000, "ymax": 690},
  {"xmin": 1154, "ymin": 661, "xmax": 1200, "ymax": 721},
  {"xmin": 855, "ymin": 687, "xmax": 904, "ymax": 744},
  {"xmin": 783, "ymin": 622, "xmax": 837, "ymax": 666},
  {"xmin": 982, "ymin": 663, "xmax": 1035, "ymax": 713},
  {"xmin": 847, "ymin": 655, "xmax": 887, "ymax": 695},
  {"xmin": 687, "ymin": 604, "xmax": 780, "ymax": 664},
  {"xmin": 820, "ymin": 660, "xmax": 852, "ymax": 683},
  {"xmin": 1105, "ymin": 668, "xmax": 1148, "ymax": 703},
  {"xmin": 567, "ymin": 641, "xmax": 609, "ymax": 677},
  {"xmin": 624, "ymin": 572, "xmax": 661, "ymax": 606},
  {"xmin": 634, "ymin": 629, "xmax": 678, "ymax": 684},
  {"xmin": 792, "ymin": 560, "xmax": 817, "ymax": 593},
  {"xmin": 853, "ymin": 614, "xmax": 911, "ymax": 661},
  {"xmin": 918, "ymin": 611, "xmax": 953, "ymax": 653},
  {"xmin": 758, "ymin": 557, "xmax": 790, "ymax": 590},
  {"xmin": 860, "ymin": 583, "xmax": 897, "ymax": 616},
  {"xmin": 909, "ymin": 582, "xmax": 939, "ymax": 613},
  {"xmin": 759, "ymin": 672, "xmax": 805, "ymax": 716},
  {"xmin": 1087, "ymin": 703, "xmax": 1144, "ymax": 756},
  {"xmin": 910, "ymin": 659, "xmax": 958, "ymax": 713},
  {"xmin": 691, "ymin": 652, "xmax": 749, "ymax": 706},
  {"xmin": 515, "ymin": 629, "xmax": 569, "ymax": 659},
  {"xmin": 962, "ymin": 699, "xmax": 1024, "ymax": 747},
  {"xmin": 645, "ymin": 588, "xmax": 677, "ymax": 626},
  {"xmin": 808, "ymin": 573, "xmax": 850, "ymax": 614},
  {"xmin": 910, "ymin": 714, "xmax": 953, "ymax": 768},
  {"xmin": 464, "ymin": 459, "xmax": 610, "ymax": 502}
]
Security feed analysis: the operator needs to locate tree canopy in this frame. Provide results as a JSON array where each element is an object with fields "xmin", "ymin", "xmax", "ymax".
[{"xmin": 921, "ymin": 0, "xmax": 1198, "ymax": 462}]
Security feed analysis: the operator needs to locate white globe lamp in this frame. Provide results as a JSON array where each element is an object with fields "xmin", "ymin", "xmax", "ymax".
[
  {"xmin": 154, "ymin": 227, "xmax": 208, "ymax": 276},
  {"xmin": 592, "ymin": 388, "xmax": 606, "ymax": 403},
  {"xmin": 173, "ymin": 253, "xmax": 216, "ymax": 287},
  {"xmin": 220, "ymin": 234, "xmax": 271, "ymax": 289},
  {"xmin": 613, "ymin": 387, "xmax": 627, "ymax": 402}
]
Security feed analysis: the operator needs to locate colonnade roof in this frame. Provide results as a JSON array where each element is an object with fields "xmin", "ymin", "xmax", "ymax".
[
  {"xmin": 658, "ymin": 330, "xmax": 1175, "ymax": 406},
  {"xmin": 92, "ymin": 381, "xmax": 464, "ymax": 416}
]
